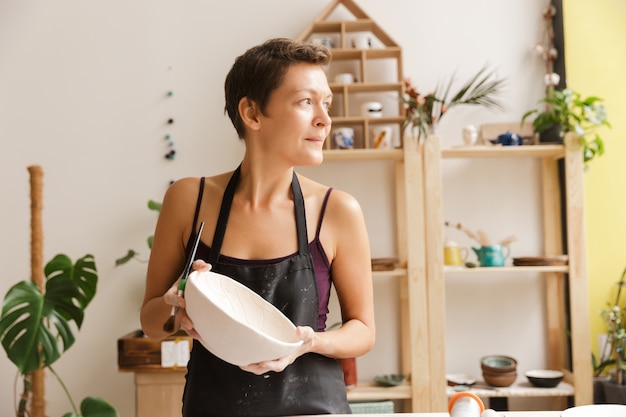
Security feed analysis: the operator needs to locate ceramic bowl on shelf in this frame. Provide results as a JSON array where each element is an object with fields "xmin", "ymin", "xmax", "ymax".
[
  {"xmin": 480, "ymin": 355, "xmax": 517, "ymax": 373},
  {"xmin": 184, "ymin": 270, "xmax": 303, "ymax": 366},
  {"xmin": 482, "ymin": 370, "xmax": 517, "ymax": 387},
  {"xmin": 525, "ymin": 369, "xmax": 564, "ymax": 388}
]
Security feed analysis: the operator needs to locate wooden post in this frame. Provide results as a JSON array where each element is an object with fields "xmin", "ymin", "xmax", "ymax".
[{"xmin": 27, "ymin": 165, "xmax": 46, "ymax": 417}]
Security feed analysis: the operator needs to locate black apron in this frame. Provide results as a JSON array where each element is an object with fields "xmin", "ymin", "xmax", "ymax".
[{"xmin": 182, "ymin": 166, "xmax": 351, "ymax": 417}]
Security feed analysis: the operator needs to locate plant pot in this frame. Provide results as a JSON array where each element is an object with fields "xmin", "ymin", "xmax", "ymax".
[
  {"xmin": 595, "ymin": 376, "xmax": 610, "ymax": 404},
  {"xmin": 599, "ymin": 379, "xmax": 626, "ymax": 404},
  {"xmin": 539, "ymin": 124, "xmax": 562, "ymax": 143}
]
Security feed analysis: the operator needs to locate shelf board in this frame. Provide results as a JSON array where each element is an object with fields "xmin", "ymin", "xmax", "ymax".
[
  {"xmin": 442, "ymin": 144, "xmax": 565, "ymax": 159},
  {"xmin": 330, "ymin": 116, "xmax": 404, "ymax": 124},
  {"xmin": 445, "ymin": 379, "xmax": 574, "ymax": 399},
  {"xmin": 373, "ymin": 267, "xmax": 407, "ymax": 277},
  {"xmin": 329, "ymin": 81, "xmax": 403, "ymax": 93},
  {"xmin": 323, "ymin": 148, "xmax": 403, "ymax": 161},
  {"xmin": 444, "ymin": 265, "xmax": 569, "ymax": 274},
  {"xmin": 347, "ymin": 381, "xmax": 412, "ymax": 401}
]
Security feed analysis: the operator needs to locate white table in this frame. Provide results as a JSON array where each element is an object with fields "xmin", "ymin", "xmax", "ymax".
[{"xmin": 299, "ymin": 413, "xmax": 562, "ymax": 417}]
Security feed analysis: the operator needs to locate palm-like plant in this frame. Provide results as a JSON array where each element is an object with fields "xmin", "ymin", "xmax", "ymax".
[
  {"xmin": 0, "ymin": 253, "xmax": 118, "ymax": 417},
  {"xmin": 402, "ymin": 66, "xmax": 507, "ymax": 140}
]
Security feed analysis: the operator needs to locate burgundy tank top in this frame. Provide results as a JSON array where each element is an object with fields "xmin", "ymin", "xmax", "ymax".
[{"xmin": 188, "ymin": 179, "xmax": 334, "ymax": 331}]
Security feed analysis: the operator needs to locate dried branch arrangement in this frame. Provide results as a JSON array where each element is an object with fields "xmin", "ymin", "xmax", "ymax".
[{"xmin": 444, "ymin": 221, "xmax": 517, "ymax": 247}]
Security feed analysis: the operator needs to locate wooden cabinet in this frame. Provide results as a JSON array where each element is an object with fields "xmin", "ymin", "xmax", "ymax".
[{"xmin": 133, "ymin": 371, "xmax": 186, "ymax": 417}]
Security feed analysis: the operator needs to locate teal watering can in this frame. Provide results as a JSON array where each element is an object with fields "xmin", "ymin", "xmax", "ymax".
[{"xmin": 472, "ymin": 245, "xmax": 510, "ymax": 267}]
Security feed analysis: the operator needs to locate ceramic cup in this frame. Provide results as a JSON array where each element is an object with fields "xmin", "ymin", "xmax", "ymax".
[
  {"xmin": 361, "ymin": 101, "xmax": 383, "ymax": 118},
  {"xmin": 332, "ymin": 127, "xmax": 355, "ymax": 149},
  {"xmin": 443, "ymin": 240, "xmax": 469, "ymax": 266},
  {"xmin": 334, "ymin": 73, "xmax": 354, "ymax": 85},
  {"xmin": 462, "ymin": 125, "xmax": 478, "ymax": 146},
  {"xmin": 311, "ymin": 36, "xmax": 334, "ymax": 48},
  {"xmin": 370, "ymin": 126, "xmax": 393, "ymax": 149},
  {"xmin": 351, "ymin": 35, "xmax": 372, "ymax": 49}
]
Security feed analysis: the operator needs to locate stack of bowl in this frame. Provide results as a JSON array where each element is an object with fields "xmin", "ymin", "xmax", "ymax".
[{"xmin": 480, "ymin": 355, "xmax": 517, "ymax": 387}]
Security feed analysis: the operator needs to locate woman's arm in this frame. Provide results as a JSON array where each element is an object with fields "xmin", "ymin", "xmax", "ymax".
[
  {"xmin": 310, "ymin": 188, "xmax": 376, "ymax": 358},
  {"xmin": 140, "ymin": 178, "xmax": 199, "ymax": 339}
]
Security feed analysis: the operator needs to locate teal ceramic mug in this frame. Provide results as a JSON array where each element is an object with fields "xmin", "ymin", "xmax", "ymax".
[{"xmin": 472, "ymin": 245, "xmax": 510, "ymax": 267}]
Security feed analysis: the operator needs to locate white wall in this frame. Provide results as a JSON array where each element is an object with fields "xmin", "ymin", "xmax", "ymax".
[{"xmin": 0, "ymin": 0, "xmax": 549, "ymax": 415}]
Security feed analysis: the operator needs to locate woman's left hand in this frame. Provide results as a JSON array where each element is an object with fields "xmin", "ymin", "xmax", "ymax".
[{"xmin": 239, "ymin": 326, "xmax": 314, "ymax": 374}]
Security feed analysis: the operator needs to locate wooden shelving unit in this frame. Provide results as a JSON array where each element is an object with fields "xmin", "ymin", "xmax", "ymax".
[
  {"xmin": 422, "ymin": 140, "xmax": 593, "ymax": 411},
  {"xmin": 297, "ymin": 0, "xmax": 405, "ymax": 151}
]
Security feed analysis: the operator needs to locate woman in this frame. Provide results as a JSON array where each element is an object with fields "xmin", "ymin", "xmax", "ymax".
[{"xmin": 140, "ymin": 38, "xmax": 375, "ymax": 416}]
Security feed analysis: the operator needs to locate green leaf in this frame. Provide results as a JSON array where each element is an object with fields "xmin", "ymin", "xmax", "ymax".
[
  {"xmin": 115, "ymin": 250, "xmax": 138, "ymax": 266},
  {"xmin": 0, "ymin": 254, "xmax": 96, "ymax": 374},
  {"xmin": 147, "ymin": 199, "xmax": 162, "ymax": 212},
  {"xmin": 45, "ymin": 254, "xmax": 97, "ymax": 310},
  {"xmin": 80, "ymin": 396, "xmax": 120, "ymax": 417}
]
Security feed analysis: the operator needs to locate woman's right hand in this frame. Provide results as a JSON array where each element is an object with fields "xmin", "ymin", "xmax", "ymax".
[{"xmin": 172, "ymin": 259, "xmax": 212, "ymax": 339}]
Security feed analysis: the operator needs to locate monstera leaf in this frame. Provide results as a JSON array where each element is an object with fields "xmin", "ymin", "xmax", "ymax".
[
  {"xmin": 0, "ymin": 254, "xmax": 97, "ymax": 374},
  {"xmin": 62, "ymin": 396, "xmax": 119, "ymax": 417}
]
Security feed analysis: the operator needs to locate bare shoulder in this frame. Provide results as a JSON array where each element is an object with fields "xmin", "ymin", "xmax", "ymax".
[
  {"xmin": 296, "ymin": 175, "xmax": 364, "ymax": 222},
  {"xmin": 164, "ymin": 173, "xmax": 232, "ymax": 204}
]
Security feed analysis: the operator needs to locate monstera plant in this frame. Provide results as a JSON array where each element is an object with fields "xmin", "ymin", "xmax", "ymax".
[{"xmin": 0, "ymin": 253, "xmax": 118, "ymax": 417}]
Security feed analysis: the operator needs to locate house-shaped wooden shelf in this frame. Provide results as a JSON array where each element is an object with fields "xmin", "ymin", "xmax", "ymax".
[{"xmin": 296, "ymin": 0, "xmax": 405, "ymax": 151}]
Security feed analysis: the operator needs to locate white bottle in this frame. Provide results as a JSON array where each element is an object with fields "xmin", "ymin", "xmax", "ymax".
[{"xmin": 449, "ymin": 392, "xmax": 497, "ymax": 417}]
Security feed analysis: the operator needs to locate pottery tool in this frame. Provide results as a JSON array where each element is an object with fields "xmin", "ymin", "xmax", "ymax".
[{"xmin": 162, "ymin": 221, "xmax": 205, "ymax": 333}]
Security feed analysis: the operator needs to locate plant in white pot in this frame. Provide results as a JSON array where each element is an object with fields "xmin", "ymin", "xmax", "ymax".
[{"xmin": 521, "ymin": 87, "xmax": 611, "ymax": 166}]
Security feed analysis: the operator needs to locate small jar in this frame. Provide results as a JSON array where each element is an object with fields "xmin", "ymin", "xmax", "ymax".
[{"xmin": 361, "ymin": 101, "xmax": 383, "ymax": 118}]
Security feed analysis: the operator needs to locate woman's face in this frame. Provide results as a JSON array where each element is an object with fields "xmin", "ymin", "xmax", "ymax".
[{"xmin": 255, "ymin": 62, "xmax": 333, "ymax": 166}]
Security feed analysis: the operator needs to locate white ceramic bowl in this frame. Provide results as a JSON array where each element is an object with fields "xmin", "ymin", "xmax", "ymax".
[
  {"xmin": 184, "ymin": 270, "xmax": 303, "ymax": 366},
  {"xmin": 562, "ymin": 404, "xmax": 626, "ymax": 417}
]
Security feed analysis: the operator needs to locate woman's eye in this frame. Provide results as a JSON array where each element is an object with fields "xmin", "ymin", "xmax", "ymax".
[{"xmin": 301, "ymin": 98, "xmax": 312, "ymax": 105}]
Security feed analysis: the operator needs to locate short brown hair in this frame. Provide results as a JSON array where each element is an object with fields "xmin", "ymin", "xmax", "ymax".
[{"xmin": 224, "ymin": 38, "xmax": 331, "ymax": 139}]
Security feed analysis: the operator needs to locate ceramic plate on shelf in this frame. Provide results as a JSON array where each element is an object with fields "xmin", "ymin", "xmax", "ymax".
[
  {"xmin": 374, "ymin": 374, "xmax": 406, "ymax": 387},
  {"xmin": 513, "ymin": 255, "xmax": 568, "ymax": 266},
  {"xmin": 446, "ymin": 373, "xmax": 477, "ymax": 386},
  {"xmin": 561, "ymin": 404, "xmax": 626, "ymax": 417}
]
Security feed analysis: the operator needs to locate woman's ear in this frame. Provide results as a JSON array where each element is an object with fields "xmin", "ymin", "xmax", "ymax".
[{"xmin": 239, "ymin": 97, "xmax": 261, "ymax": 131}]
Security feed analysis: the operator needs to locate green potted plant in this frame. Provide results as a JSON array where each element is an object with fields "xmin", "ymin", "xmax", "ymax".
[
  {"xmin": 521, "ymin": 87, "xmax": 611, "ymax": 165},
  {"xmin": 594, "ymin": 266, "xmax": 626, "ymax": 404},
  {"xmin": 0, "ymin": 253, "xmax": 119, "ymax": 417}
]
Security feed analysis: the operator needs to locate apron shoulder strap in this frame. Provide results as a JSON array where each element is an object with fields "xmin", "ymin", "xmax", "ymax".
[
  {"xmin": 190, "ymin": 177, "xmax": 206, "ymax": 234},
  {"xmin": 291, "ymin": 172, "xmax": 309, "ymax": 256},
  {"xmin": 208, "ymin": 166, "xmax": 241, "ymax": 264},
  {"xmin": 209, "ymin": 166, "xmax": 310, "ymax": 262}
]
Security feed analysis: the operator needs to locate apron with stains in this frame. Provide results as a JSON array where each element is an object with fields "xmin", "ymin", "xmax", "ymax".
[{"xmin": 182, "ymin": 166, "xmax": 351, "ymax": 417}]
